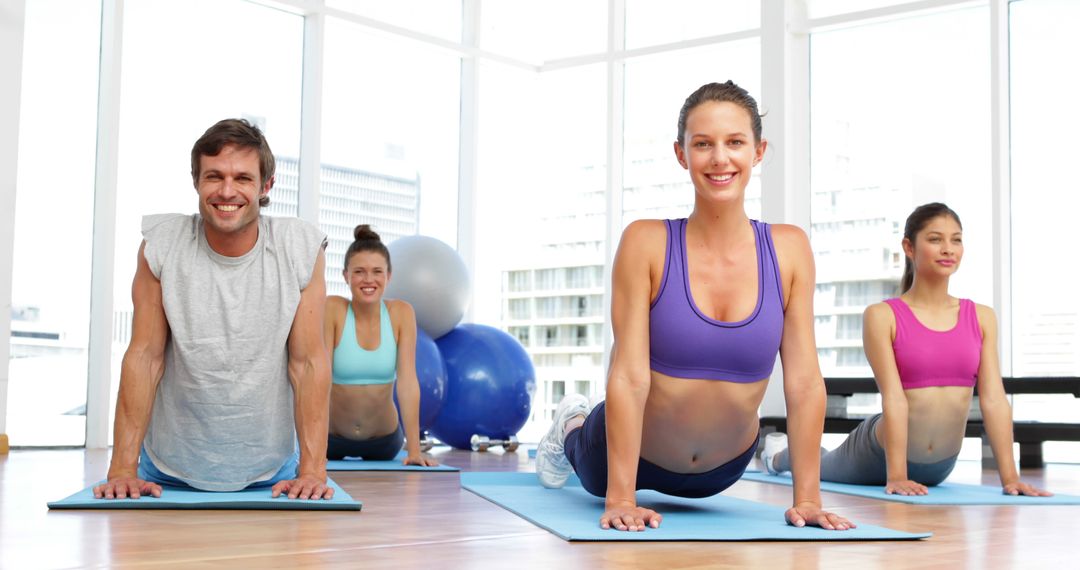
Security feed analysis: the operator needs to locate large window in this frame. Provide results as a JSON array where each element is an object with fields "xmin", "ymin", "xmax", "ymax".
[
  {"xmin": 1009, "ymin": 0, "xmax": 1080, "ymax": 462},
  {"xmin": 480, "ymin": 0, "xmax": 606, "ymax": 63},
  {"xmin": 806, "ymin": 0, "xmax": 921, "ymax": 19},
  {"xmin": 810, "ymin": 6, "xmax": 991, "ymax": 378},
  {"xmin": 625, "ymin": 0, "xmax": 758, "ymax": 49},
  {"xmin": 478, "ymin": 62, "xmax": 607, "ymax": 440},
  {"xmin": 8, "ymin": 2, "xmax": 1078, "ymax": 463},
  {"xmin": 326, "ymin": 0, "xmax": 461, "ymax": 42},
  {"xmin": 109, "ymin": 0, "xmax": 304, "ymax": 442},
  {"xmin": 1009, "ymin": 0, "xmax": 1080, "ymax": 379},
  {"xmin": 7, "ymin": 0, "xmax": 101, "ymax": 446},
  {"xmin": 320, "ymin": 18, "xmax": 460, "ymax": 297}
]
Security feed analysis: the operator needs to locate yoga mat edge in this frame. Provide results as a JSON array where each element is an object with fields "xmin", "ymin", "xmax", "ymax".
[
  {"xmin": 739, "ymin": 471, "xmax": 1080, "ymax": 505},
  {"xmin": 48, "ymin": 478, "xmax": 362, "ymax": 511}
]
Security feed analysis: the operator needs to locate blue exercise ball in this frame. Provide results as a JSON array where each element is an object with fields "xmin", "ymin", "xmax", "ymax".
[
  {"xmin": 414, "ymin": 328, "xmax": 447, "ymax": 431},
  {"xmin": 430, "ymin": 324, "xmax": 536, "ymax": 450},
  {"xmin": 392, "ymin": 328, "xmax": 447, "ymax": 432}
]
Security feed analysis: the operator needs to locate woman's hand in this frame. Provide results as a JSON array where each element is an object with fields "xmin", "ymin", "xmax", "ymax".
[
  {"xmin": 785, "ymin": 502, "xmax": 855, "ymax": 530},
  {"xmin": 886, "ymin": 479, "xmax": 929, "ymax": 496},
  {"xmin": 402, "ymin": 453, "xmax": 439, "ymax": 467},
  {"xmin": 600, "ymin": 501, "xmax": 663, "ymax": 531},
  {"xmin": 1002, "ymin": 481, "xmax": 1053, "ymax": 497}
]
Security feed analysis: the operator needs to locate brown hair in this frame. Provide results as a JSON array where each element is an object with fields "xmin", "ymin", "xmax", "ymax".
[
  {"xmin": 900, "ymin": 202, "xmax": 962, "ymax": 293},
  {"xmin": 190, "ymin": 118, "xmax": 275, "ymax": 207},
  {"xmin": 677, "ymin": 81, "xmax": 764, "ymax": 146},
  {"xmin": 345, "ymin": 224, "xmax": 391, "ymax": 273}
]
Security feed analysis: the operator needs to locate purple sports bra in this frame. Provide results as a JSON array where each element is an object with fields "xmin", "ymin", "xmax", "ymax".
[
  {"xmin": 649, "ymin": 218, "xmax": 784, "ymax": 383},
  {"xmin": 885, "ymin": 298, "xmax": 982, "ymax": 390}
]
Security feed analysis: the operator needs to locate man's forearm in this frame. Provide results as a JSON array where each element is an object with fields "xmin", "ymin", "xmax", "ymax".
[
  {"xmin": 108, "ymin": 351, "xmax": 164, "ymax": 478},
  {"xmin": 292, "ymin": 357, "xmax": 331, "ymax": 476}
]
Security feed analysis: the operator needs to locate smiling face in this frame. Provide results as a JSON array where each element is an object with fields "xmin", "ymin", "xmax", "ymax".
[
  {"xmin": 344, "ymin": 250, "xmax": 391, "ymax": 304},
  {"xmin": 904, "ymin": 215, "xmax": 964, "ymax": 283},
  {"xmin": 195, "ymin": 144, "xmax": 270, "ymax": 244},
  {"xmin": 674, "ymin": 101, "xmax": 766, "ymax": 207}
]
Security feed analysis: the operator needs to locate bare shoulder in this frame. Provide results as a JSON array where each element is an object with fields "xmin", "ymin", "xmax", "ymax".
[
  {"xmin": 768, "ymin": 223, "xmax": 811, "ymax": 252},
  {"xmin": 325, "ymin": 295, "xmax": 349, "ymax": 315},
  {"xmin": 767, "ymin": 224, "xmax": 813, "ymax": 289},
  {"xmin": 616, "ymin": 219, "xmax": 668, "ymax": 278},
  {"xmin": 385, "ymin": 298, "xmax": 416, "ymax": 319},
  {"xmin": 973, "ymin": 302, "xmax": 998, "ymax": 327},
  {"xmin": 861, "ymin": 302, "xmax": 897, "ymax": 345},
  {"xmin": 616, "ymin": 219, "xmax": 667, "ymax": 265},
  {"xmin": 619, "ymin": 219, "xmax": 666, "ymax": 250},
  {"xmin": 863, "ymin": 301, "xmax": 895, "ymax": 325}
]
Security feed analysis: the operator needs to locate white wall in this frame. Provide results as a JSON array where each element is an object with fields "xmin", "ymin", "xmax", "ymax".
[{"xmin": 0, "ymin": 0, "xmax": 27, "ymax": 446}]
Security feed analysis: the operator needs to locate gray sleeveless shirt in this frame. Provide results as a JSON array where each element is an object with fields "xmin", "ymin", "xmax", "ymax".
[{"xmin": 141, "ymin": 214, "xmax": 326, "ymax": 491}]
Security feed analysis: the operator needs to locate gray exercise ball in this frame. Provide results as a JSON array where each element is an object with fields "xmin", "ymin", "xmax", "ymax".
[{"xmin": 386, "ymin": 235, "xmax": 471, "ymax": 339}]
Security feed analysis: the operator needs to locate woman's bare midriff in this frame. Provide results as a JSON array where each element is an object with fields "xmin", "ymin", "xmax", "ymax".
[
  {"xmin": 329, "ymin": 383, "xmax": 399, "ymax": 440},
  {"xmin": 888, "ymin": 386, "xmax": 973, "ymax": 463},
  {"xmin": 639, "ymin": 371, "xmax": 767, "ymax": 473}
]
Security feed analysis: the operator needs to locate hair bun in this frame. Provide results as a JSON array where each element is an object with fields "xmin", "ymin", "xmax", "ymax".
[{"xmin": 353, "ymin": 224, "xmax": 381, "ymax": 242}]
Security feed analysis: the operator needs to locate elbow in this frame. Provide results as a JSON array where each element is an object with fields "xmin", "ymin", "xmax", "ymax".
[
  {"xmin": 783, "ymin": 373, "xmax": 825, "ymax": 400},
  {"xmin": 978, "ymin": 394, "xmax": 1012, "ymax": 416},
  {"xmin": 396, "ymin": 377, "xmax": 419, "ymax": 399},
  {"xmin": 289, "ymin": 352, "xmax": 332, "ymax": 391},
  {"xmin": 608, "ymin": 368, "xmax": 650, "ymax": 398},
  {"xmin": 122, "ymin": 344, "xmax": 165, "ymax": 380},
  {"xmin": 881, "ymin": 395, "xmax": 909, "ymax": 417}
]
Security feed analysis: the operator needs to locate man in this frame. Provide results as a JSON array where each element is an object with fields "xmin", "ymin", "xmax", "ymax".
[{"xmin": 94, "ymin": 119, "xmax": 332, "ymax": 500}]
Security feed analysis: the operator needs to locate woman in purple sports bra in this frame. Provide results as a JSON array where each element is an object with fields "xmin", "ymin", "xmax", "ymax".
[
  {"xmin": 763, "ymin": 203, "xmax": 1050, "ymax": 497},
  {"xmin": 535, "ymin": 81, "xmax": 853, "ymax": 532}
]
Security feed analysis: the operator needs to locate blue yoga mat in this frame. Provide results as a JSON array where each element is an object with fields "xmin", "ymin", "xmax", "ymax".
[
  {"xmin": 461, "ymin": 472, "xmax": 929, "ymax": 541},
  {"xmin": 740, "ymin": 471, "xmax": 1080, "ymax": 505},
  {"xmin": 327, "ymin": 451, "xmax": 458, "ymax": 472},
  {"xmin": 47, "ymin": 478, "xmax": 361, "ymax": 511}
]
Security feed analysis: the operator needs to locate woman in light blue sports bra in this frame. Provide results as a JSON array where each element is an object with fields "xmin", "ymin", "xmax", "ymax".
[{"xmin": 324, "ymin": 224, "xmax": 438, "ymax": 466}]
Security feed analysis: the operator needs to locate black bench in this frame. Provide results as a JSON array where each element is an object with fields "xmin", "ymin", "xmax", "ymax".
[{"xmin": 759, "ymin": 377, "xmax": 1080, "ymax": 468}]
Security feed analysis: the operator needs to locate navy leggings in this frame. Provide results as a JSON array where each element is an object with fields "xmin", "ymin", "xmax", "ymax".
[
  {"xmin": 326, "ymin": 425, "xmax": 404, "ymax": 460},
  {"xmin": 564, "ymin": 401, "xmax": 756, "ymax": 499}
]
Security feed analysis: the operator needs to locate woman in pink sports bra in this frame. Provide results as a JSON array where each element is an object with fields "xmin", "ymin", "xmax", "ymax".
[
  {"xmin": 764, "ymin": 203, "xmax": 1050, "ymax": 497},
  {"xmin": 535, "ymin": 81, "xmax": 853, "ymax": 532}
]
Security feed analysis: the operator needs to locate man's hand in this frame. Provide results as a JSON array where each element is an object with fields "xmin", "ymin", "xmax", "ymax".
[
  {"xmin": 271, "ymin": 474, "xmax": 334, "ymax": 500},
  {"xmin": 93, "ymin": 477, "xmax": 163, "ymax": 500}
]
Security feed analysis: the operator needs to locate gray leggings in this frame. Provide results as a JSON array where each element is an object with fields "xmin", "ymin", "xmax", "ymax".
[{"xmin": 774, "ymin": 413, "xmax": 958, "ymax": 486}]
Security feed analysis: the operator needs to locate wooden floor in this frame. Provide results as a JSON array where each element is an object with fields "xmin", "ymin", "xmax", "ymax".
[{"xmin": 2, "ymin": 448, "xmax": 1078, "ymax": 569}]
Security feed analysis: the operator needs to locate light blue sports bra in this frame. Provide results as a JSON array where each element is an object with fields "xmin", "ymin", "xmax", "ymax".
[{"xmin": 332, "ymin": 301, "xmax": 397, "ymax": 385}]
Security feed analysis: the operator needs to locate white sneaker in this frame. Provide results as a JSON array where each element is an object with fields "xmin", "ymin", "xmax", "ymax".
[
  {"xmin": 536, "ymin": 393, "xmax": 591, "ymax": 489},
  {"xmin": 760, "ymin": 432, "xmax": 788, "ymax": 475}
]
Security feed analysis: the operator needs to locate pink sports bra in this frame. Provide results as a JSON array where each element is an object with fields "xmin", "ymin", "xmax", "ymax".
[{"xmin": 885, "ymin": 298, "xmax": 982, "ymax": 390}]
